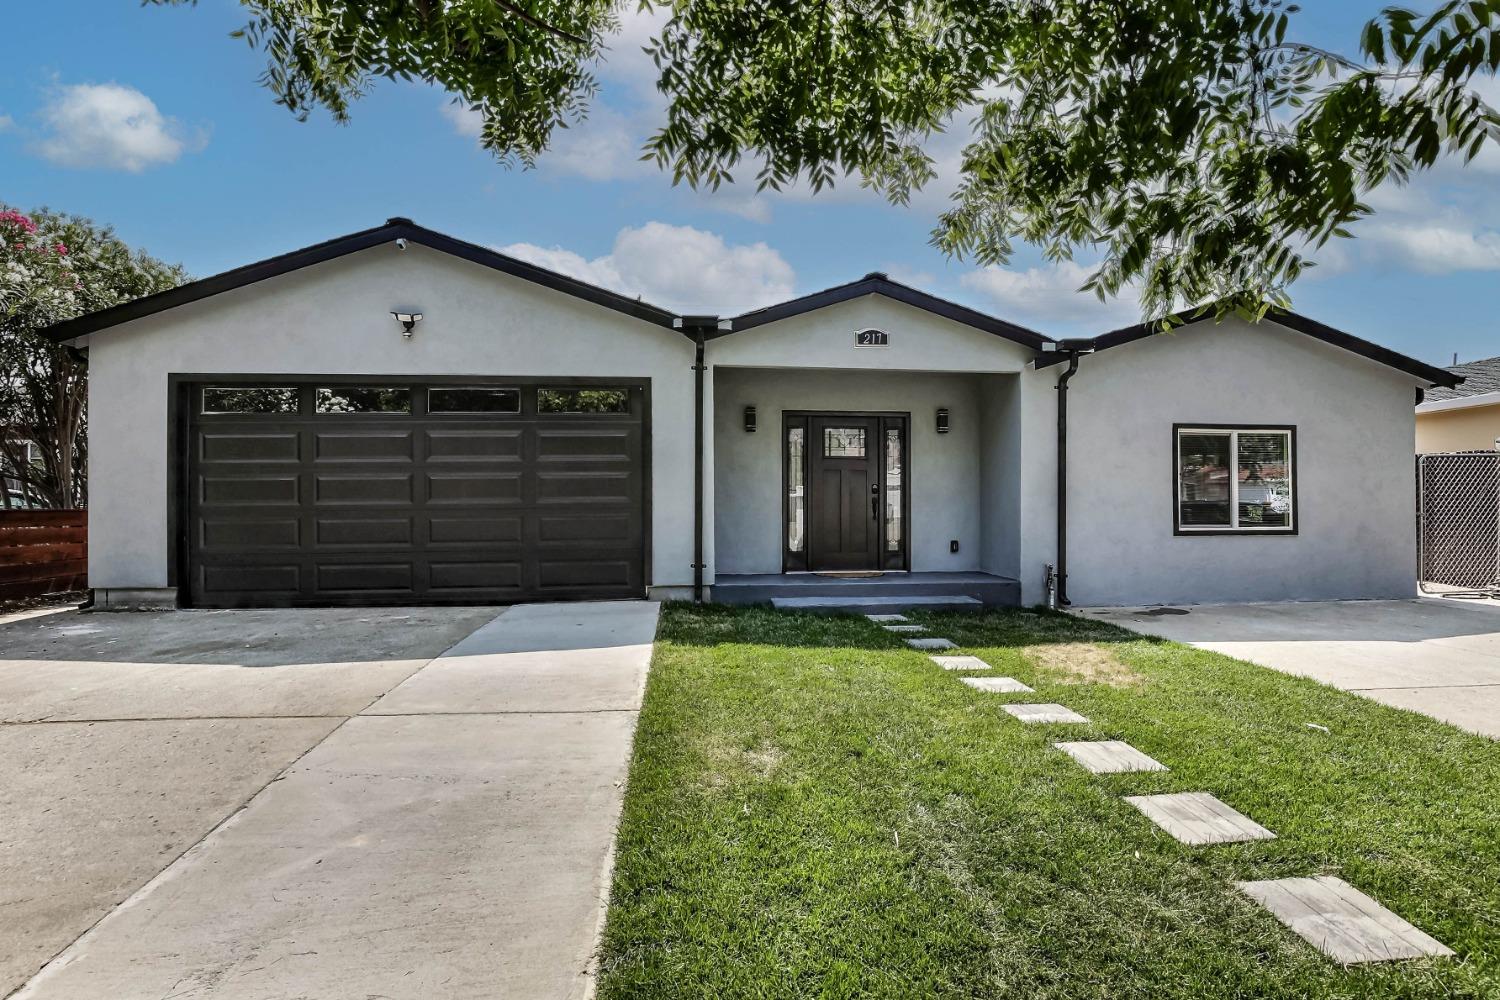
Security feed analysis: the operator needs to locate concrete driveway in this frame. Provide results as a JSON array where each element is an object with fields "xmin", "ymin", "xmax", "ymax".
[
  {"xmin": 0, "ymin": 600, "xmax": 658, "ymax": 1000},
  {"xmin": 1080, "ymin": 597, "xmax": 1500, "ymax": 738}
]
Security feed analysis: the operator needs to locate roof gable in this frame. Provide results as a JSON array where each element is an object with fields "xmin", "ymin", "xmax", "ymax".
[
  {"xmin": 43, "ymin": 218, "xmax": 680, "ymax": 343},
  {"xmin": 721, "ymin": 273, "xmax": 1048, "ymax": 350},
  {"xmin": 1034, "ymin": 307, "xmax": 1458, "ymax": 388}
]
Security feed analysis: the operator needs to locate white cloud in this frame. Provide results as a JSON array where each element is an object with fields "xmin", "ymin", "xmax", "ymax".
[
  {"xmin": 1357, "ymin": 221, "xmax": 1500, "ymax": 273},
  {"xmin": 500, "ymin": 221, "xmax": 795, "ymax": 314},
  {"xmin": 961, "ymin": 260, "xmax": 1142, "ymax": 331},
  {"xmin": 440, "ymin": 100, "xmax": 483, "ymax": 139},
  {"xmin": 33, "ymin": 83, "xmax": 200, "ymax": 171},
  {"xmin": 0, "ymin": 114, "xmax": 14, "ymax": 133}
]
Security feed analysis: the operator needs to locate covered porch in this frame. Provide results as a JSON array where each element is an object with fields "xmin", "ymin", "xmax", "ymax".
[{"xmin": 706, "ymin": 365, "xmax": 1026, "ymax": 606}]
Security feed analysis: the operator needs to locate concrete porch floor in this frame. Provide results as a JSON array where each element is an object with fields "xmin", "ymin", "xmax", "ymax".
[
  {"xmin": 710, "ymin": 571, "xmax": 1021, "ymax": 610},
  {"xmin": 1078, "ymin": 597, "xmax": 1500, "ymax": 738}
]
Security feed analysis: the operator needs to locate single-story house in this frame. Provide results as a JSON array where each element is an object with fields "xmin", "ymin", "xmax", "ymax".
[
  {"xmin": 1417, "ymin": 356, "xmax": 1500, "ymax": 453},
  {"xmin": 43, "ymin": 218, "xmax": 1458, "ymax": 610}
]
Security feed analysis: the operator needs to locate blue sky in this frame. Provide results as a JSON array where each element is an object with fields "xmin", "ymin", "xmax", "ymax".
[{"xmin": 2, "ymin": 1, "xmax": 1497, "ymax": 366}]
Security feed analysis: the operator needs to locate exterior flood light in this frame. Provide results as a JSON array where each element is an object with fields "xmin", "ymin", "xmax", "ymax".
[
  {"xmin": 744, "ymin": 405, "xmax": 757, "ymax": 432},
  {"xmin": 391, "ymin": 311, "xmax": 423, "ymax": 338},
  {"xmin": 936, "ymin": 407, "xmax": 950, "ymax": 434}
]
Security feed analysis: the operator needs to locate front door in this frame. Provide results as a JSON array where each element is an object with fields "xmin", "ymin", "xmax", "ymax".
[{"xmin": 808, "ymin": 416, "xmax": 882, "ymax": 571}]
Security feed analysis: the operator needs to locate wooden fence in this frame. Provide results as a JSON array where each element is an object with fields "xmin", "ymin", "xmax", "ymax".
[{"xmin": 0, "ymin": 510, "xmax": 87, "ymax": 601}]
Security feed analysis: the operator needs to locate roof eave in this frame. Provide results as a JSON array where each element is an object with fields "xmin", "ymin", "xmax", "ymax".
[{"xmin": 41, "ymin": 218, "xmax": 682, "ymax": 344}]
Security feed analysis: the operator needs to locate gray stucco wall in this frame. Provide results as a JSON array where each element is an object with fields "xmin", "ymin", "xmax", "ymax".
[
  {"xmin": 83, "ymin": 243, "xmax": 696, "ymax": 596},
  {"xmin": 703, "ymin": 295, "xmax": 1035, "ymax": 580},
  {"xmin": 1064, "ymin": 318, "xmax": 1421, "ymax": 606},
  {"xmin": 712, "ymin": 367, "xmax": 987, "ymax": 574}
]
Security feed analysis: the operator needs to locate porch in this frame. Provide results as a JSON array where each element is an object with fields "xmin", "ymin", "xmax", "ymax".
[{"xmin": 707, "ymin": 365, "xmax": 1032, "ymax": 601}]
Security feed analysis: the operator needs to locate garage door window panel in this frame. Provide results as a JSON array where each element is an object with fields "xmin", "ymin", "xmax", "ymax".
[
  {"xmin": 202, "ymin": 387, "xmax": 299, "ymax": 415},
  {"xmin": 316, "ymin": 387, "xmax": 412, "ymax": 414},
  {"xmin": 1175, "ymin": 426, "xmax": 1296, "ymax": 534},
  {"xmin": 537, "ymin": 388, "xmax": 631, "ymax": 414},
  {"xmin": 428, "ymin": 387, "xmax": 522, "ymax": 414}
]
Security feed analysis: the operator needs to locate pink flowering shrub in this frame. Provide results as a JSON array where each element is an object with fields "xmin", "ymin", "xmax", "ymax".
[{"xmin": 1, "ymin": 209, "xmax": 78, "ymax": 321}]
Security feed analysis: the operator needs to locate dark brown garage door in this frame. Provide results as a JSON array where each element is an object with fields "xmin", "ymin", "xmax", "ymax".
[{"xmin": 183, "ymin": 380, "xmax": 646, "ymax": 607}]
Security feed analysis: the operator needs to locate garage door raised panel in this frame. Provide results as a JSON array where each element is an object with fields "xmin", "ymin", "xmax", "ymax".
[{"xmin": 185, "ymin": 380, "xmax": 646, "ymax": 607}]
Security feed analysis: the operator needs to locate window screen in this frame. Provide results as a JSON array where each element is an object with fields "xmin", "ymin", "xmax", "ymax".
[{"xmin": 1176, "ymin": 427, "xmax": 1294, "ymax": 532}]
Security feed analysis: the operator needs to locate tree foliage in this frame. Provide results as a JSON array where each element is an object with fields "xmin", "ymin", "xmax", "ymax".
[
  {"xmin": 155, "ymin": 1, "xmax": 1500, "ymax": 321},
  {"xmin": 0, "ymin": 209, "xmax": 186, "ymax": 507}
]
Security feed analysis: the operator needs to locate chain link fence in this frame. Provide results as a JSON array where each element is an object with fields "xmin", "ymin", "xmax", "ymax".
[{"xmin": 1418, "ymin": 451, "xmax": 1500, "ymax": 592}]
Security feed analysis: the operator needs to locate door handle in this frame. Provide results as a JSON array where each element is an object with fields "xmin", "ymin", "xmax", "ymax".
[{"xmin": 871, "ymin": 495, "xmax": 879, "ymax": 520}]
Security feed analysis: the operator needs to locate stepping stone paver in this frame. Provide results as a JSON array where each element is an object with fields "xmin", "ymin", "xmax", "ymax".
[
  {"xmin": 866, "ymin": 614, "xmax": 908, "ymax": 622},
  {"xmin": 930, "ymin": 655, "xmax": 991, "ymax": 671},
  {"xmin": 1124, "ymin": 791, "xmax": 1275, "ymax": 845},
  {"xmin": 907, "ymin": 637, "xmax": 957, "ymax": 651},
  {"xmin": 1002, "ymin": 703, "xmax": 1089, "ymax": 724},
  {"xmin": 1236, "ymin": 876, "xmax": 1454, "ymax": 965},
  {"xmin": 882, "ymin": 624, "xmax": 926, "ymax": 633},
  {"xmin": 1054, "ymin": 740, "xmax": 1167, "ymax": 774},
  {"xmin": 961, "ymin": 676, "xmax": 1034, "ymax": 693}
]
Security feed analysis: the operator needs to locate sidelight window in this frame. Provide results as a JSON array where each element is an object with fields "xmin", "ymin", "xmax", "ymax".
[
  {"xmin": 885, "ymin": 427, "xmax": 903, "ymax": 553},
  {"xmin": 787, "ymin": 425, "xmax": 806, "ymax": 554},
  {"xmin": 1176, "ymin": 426, "xmax": 1295, "ymax": 533}
]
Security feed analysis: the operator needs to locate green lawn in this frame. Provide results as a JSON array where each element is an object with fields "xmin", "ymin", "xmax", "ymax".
[{"xmin": 595, "ymin": 604, "xmax": 1499, "ymax": 999}]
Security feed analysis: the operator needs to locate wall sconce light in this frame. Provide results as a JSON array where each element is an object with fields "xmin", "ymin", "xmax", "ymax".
[
  {"xmin": 744, "ymin": 405, "xmax": 757, "ymax": 432},
  {"xmin": 391, "ymin": 311, "xmax": 423, "ymax": 338},
  {"xmin": 936, "ymin": 407, "xmax": 950, "ymax": 434}
]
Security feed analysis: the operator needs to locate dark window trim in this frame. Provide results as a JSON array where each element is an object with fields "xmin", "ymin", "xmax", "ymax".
[{"xmin": 1172, "ymin": 423, "xmax": 1298, "ymax": 537}]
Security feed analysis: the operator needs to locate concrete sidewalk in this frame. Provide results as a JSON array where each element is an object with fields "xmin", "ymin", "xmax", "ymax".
[
  {"xmin": 7, "ymin": 600, "xmax": 658, "ymax": 1000},
  {"xmin": 1079, "ymin": 598, "xmax": 1500, "ymax": 738}
]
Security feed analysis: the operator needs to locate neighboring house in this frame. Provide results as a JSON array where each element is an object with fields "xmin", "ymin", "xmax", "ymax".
[
  {"xmin": 42, "ymin": 219, "xmax": 1457, "ymax": 610},
  {"xmin": 1416, "ymin": 356, "xmax": 1500, "ymax": 453}
]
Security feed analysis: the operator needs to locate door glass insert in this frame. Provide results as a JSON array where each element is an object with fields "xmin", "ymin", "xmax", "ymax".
[
  {"xmin": 823, "ymin": 427, "xmax": 866, "ymax": 458},
  {"xmin": 885, "ymin": 427, "xmax": 903, "ymax": 553},
  {"xmin": 787, "ymin": 425, "xmax": 806, "ymax": 553},
  {"xmin": 315, "ymin": 387, "xmax": 412, "ymax": 414}
]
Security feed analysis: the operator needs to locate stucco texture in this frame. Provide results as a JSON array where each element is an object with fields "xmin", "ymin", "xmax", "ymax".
[
  {"xmin": 83, "ymin": 244, "xmax": 695, "ymax": 594},
  {"xmin": 1065, "ymin": 318, "xmax": 1422, "ymax": 606}
]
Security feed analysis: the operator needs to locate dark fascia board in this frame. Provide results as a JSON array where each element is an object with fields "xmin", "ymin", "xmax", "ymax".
[
  {"xmin": 1033, "ymin": 306, "xmax": 1460, "ymax": 388},
  {"xmin": 722, "ymin": 274, "xmax": 1050, "ymax": 350},
  {"xmin": 42, "ymin": 218, "xmax": 680, "ymax": 344}
]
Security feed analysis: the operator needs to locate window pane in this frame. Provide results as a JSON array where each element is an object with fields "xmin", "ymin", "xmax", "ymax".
[
  {"xmin": 885, "ymin": 428, "xmax": 903, "ymax": 552},
  {"xmin": 315, "ymin": 387, "xmax": 411, "ymax": 414},
  {"xmin": 1178, "ymin": 432, "xmax": 1232, "ymax": 527},
  {"xmin": 823, "ymin": 427, "xmax": 866, "ymax": 458},
  {"xmin": 787, "ymin": 426, "xmax": 806, "ymax": 553},
  {"xmin": 537, "ymin": 388, "xmax": 630, "ymax": 414},
  {"xmin": 428, "ymin": 387, "xmax": 520, "ymax": 413},
  {"xmin": 1237, "ymin": 432, "xmax": 1292, "ymax": 528},
  {"xmin": 203, "ymin": 387, "xmax": 297, "ymax": 414}
]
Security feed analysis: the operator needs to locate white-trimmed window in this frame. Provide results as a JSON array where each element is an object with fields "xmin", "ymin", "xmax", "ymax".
[{"xmin": 1175, "ymin": 426, "xmax": 1296, "ymax": 534}]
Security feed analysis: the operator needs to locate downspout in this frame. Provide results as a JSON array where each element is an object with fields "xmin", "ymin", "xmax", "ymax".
[
  {"xmin": 693, "ymin": 330, "xmax": 706, "ymax": 603},
  {"xmin": 1055, "ymin": 351, "xmax": 1082, "ymax": 607}
]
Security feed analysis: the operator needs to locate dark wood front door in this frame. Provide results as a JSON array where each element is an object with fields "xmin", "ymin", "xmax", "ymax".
[{"xmin": 808, "ymin": 416, "xmax": 881, "ymax": 570}]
